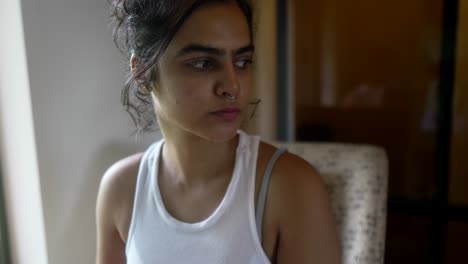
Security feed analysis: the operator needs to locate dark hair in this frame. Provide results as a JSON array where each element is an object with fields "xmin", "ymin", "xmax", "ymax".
[{"xmin": 108, "ymin": 0, "xmax": 255, "ymax": 132}]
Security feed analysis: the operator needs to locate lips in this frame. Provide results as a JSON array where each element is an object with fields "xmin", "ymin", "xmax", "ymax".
[{"xmin": 211, "ymin": 107, "xmax": 241, "ymax": 121}]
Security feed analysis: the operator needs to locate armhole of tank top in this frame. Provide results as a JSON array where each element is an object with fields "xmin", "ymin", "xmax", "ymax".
[
  {"xmin": 125, "ymin": 142, "xmax": 158, "ymax": 254},
  {"xmin": 247, "ymin": 138, "xmax": 273, "ymax": 264}
]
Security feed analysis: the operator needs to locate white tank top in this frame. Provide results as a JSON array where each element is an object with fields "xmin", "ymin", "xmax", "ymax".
[{"xmin": 125, "ymin": 130, "xmax": 272, "ymax": 264}]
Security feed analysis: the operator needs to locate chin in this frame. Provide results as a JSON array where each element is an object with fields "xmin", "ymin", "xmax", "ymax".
[
  {"xmin": 194, "ymin": 122, "xmax": 241, "ymax": 143},
  {"xmin": 205, "ymin": 127, "xmax": 240, "ymax": 143}
]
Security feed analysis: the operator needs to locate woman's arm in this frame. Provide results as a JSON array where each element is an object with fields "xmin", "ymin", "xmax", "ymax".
[
  {"xmin": 95, "ymin": 154, "xmax": 141, "ymax": 264},
  {"xmin": 96, "ymin": 167, "xmax": 127, "ymax": 264},
  {"xmin": 273, "ymin": 154, "xmax": 341, "ymax": 264}
]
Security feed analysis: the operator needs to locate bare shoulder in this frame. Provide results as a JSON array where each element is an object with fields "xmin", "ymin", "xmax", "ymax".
[
  {"xmin": 96, "ymin": 152, "xmax": 144, "ymax": 240},
  {"xmin": 270, "ymin": 146, "xmax": 331, "ymax": 219},
  {"xmin": 257, "ymin": 141, "xmax": 328, "ymax": 219},
  {"xmin": 98, "ymin": 153, "xmax": 143, "ymax": 208},
  {"xmin": 258, "ymin": 141, "xmax": 324, "ymax": 196},
  {"xmin": 258, "ymin": 141, "xmax": 341, "ymax": 263},
  {"xmin": 96, "ymin": 152, "xmax": 144, "ymax": 263},
  {"xmin": 99, "ymin": 153, "xmax": 143, "ymax": 195}
]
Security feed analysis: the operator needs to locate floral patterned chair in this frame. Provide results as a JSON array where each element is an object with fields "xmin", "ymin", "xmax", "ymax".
[{"xmin": 273, "ymin": 142, "xmax": 388, "ymax": 264}]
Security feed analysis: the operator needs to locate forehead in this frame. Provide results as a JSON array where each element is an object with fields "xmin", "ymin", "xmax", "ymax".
[{"xmin": 167, "ymin": 2, "xmax": 251, "ymax": 54}]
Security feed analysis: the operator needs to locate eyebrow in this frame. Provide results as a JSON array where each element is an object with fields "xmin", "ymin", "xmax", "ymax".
[{"xmin": 176, "ymin": 43, "xmax": 255, "ymax": 57}]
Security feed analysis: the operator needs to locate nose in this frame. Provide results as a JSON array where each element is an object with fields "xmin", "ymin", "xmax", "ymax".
[{"xmin": 215, "ymin": 63, "xmax": 240, "ymax": 99}]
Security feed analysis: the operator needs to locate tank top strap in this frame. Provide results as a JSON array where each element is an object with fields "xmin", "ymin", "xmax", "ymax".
[{"xmin": 255, "ymin": 147, "xmax": 288, "ymax": 243}]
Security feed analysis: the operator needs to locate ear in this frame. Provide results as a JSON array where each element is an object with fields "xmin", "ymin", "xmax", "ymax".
[{"xmin": 130, "ymin": 53, "xmax": 143, "ymax": 80}]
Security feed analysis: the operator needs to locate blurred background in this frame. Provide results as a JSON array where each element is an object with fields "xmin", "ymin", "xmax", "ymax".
[
  {"xmin": 251, "ymin": 0, "xmax": 468, "ymax": 263},
  {"xmin": 1, "ymin": 0, "xmax": 467, "ymax": 263}
]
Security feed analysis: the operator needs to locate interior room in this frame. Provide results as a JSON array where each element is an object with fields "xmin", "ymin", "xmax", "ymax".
[{"xmin": 1, "ymin": 0, "xmax": 467, "ymax": 263}]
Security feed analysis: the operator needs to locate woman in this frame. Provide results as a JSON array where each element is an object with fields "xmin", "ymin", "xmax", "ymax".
[{"xmin": 96, "ymin": 0, "xmax": 341, "ymax": 263}]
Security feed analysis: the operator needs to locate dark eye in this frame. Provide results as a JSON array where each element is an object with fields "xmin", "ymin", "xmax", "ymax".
[
  {"xmin": 188, "ymin": 59, "xmax": 215, "ymax": 70},
  {"xmin": 234, "ymin": 59, "xmax": 253, "ymax": 69}
]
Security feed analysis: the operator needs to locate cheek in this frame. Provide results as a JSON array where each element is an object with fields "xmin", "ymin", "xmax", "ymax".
[
  {"xmin": 160, "ymin": 78, "xmax": 214, "ymax": 115},
  {"xmin": 239, "ymin": 73, "xmax": 253, "ymax": 98},
  {"xmin": 158, "ymin": 66, "xmax": 207, "ymax": 104},
  {"xmin": 163, "ymin": 62, "xmax": 214, "ymax": 95},
  {"xmin": 173, "ymin": 78, "xmax": 213, "ymax": 102}
]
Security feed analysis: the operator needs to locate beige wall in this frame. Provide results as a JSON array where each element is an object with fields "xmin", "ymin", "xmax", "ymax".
[
  {"xmin": 20, "ymin": 0, "xmax": 156, "ymax": 263},
  {"xmin": 0, "ymin": 0, "xmax": 49, "ymax": 263},
  {"xmin": 246, "ymin": 0, "xmax": 278, "ymax": 140}
]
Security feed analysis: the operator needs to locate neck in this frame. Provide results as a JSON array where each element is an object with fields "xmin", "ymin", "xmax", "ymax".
[{"xmin": 159, "ymin": 128, "xmax": 239, "ymax": 187}]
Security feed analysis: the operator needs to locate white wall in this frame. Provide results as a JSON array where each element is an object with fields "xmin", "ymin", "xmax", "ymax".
[
  {"xmin": 20, "ymin": 0, "xmax": 157, "ymax": 263},
  {"xmin": 0, "ymin": 0, "xmax": 48, "ymax": 263}
]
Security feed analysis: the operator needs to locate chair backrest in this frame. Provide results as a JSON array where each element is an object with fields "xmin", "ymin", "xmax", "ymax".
[{"xmin": 272, "ymin": 142, "xmax": 388, "ymax": 264}]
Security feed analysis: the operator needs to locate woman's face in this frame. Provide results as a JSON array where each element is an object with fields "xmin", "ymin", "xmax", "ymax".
[{"xmin": 151, "ymin": 2, "xmax": 254, "ymax": 142}]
